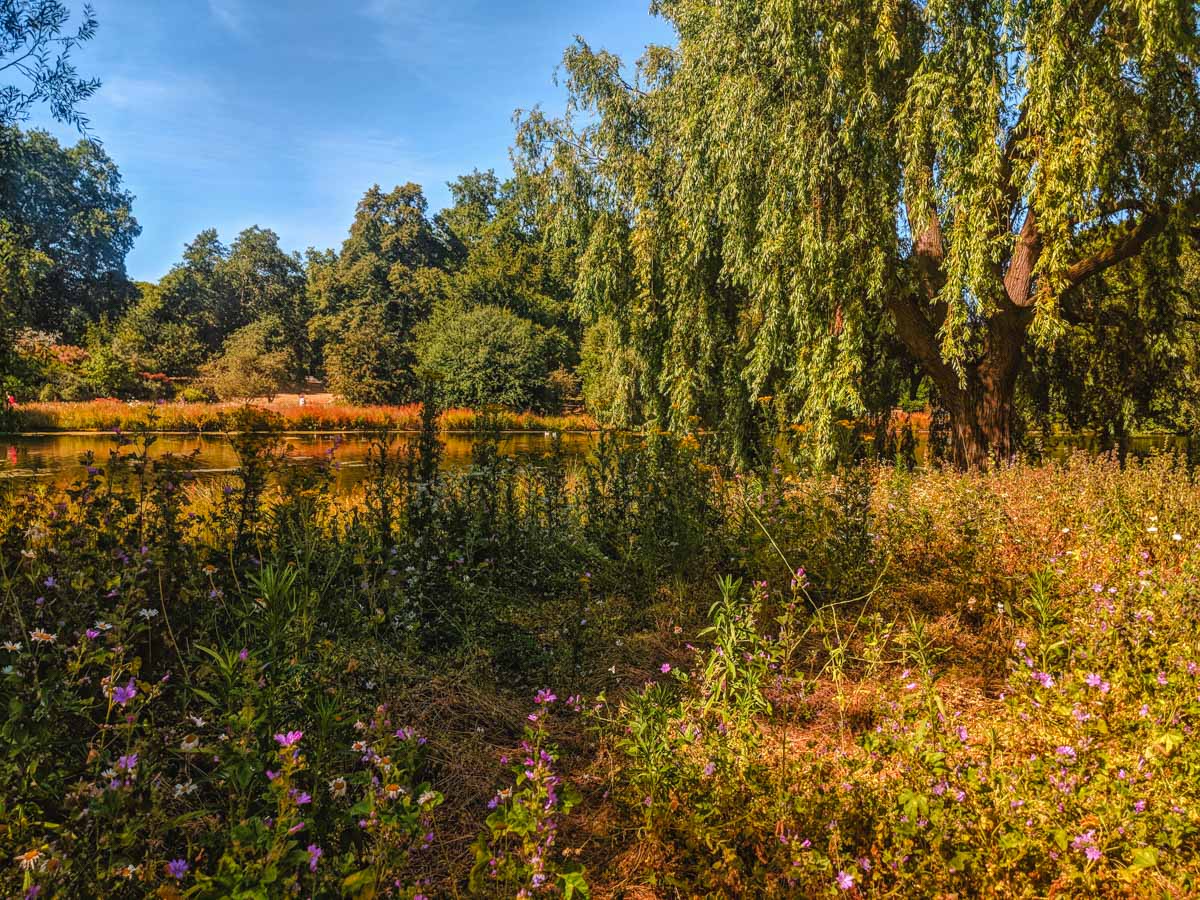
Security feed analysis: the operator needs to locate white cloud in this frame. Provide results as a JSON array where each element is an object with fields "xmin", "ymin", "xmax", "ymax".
[{"xmin": 208, "ymin": 0, "xmax": 247, "ymax": 36}]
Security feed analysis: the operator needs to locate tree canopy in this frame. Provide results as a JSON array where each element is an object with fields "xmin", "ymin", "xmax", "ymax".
[{"xmin": 516, "ymin": 0, "xmax": 1200, "ymax": 465}]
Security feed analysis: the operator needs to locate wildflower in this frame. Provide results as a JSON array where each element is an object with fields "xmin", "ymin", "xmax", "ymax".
[
  {"xmin": 836, "ymin": 870, "xmax": 855, "ymax": 890},
  {"xmin": 137, "ymin": 608, "xmax": 158, "ymax": 620},
  {"xmin": 111, "ymin": 679, "xmax": 137, "ymax": 706},
  {"xmin": 181, "ymin": 734, "xmax": 200, "ymax": 752},
  {"xmin": 14, "ymin": 849, "xmax": 44, "ymax": 871},
  {"xmin": 1084, "ymin": 673, "xmax": 1111, "ymax": 694},
  {"xmin": 955, "ymin": 725, "xmax": 968, "ymax": 743},
  {"xmin": 1056, "ymin": 745, "xmax": 1077, "ymax": 761},
  {"xmin": 1134, "ymin": 800, "xmax": 1146, "ymax": 812},
  {"xmin": 274, "ymin": 730, "xmax": 303, "ymax": 747},
  {"xmin": 293, "ymin": 791, "xmax": 312, "ymax": 806},
  {"xmin": 1172, "ymin": 532, "xmax": 1182, "ymax": 541},
  {"xmin": 328, "ymin": 776, "xmax": 348, "ymax": 798},
  {"xmin": 307, "ymin": 844, "xmax": 322, "ymax": 872},
  {"xmin": 858, "ymin": 856, "xmax": 872, "ymax": 871},
  {"xmin": 166, "ymin": 859, "xmax": 189, "ymax": 879},
  {"xmin": 28, "ymin": 629, "xmax": 55, "ymax": 644},
  {"xmin": 288, "ymin": 822, "xmax": 305, "ymax": 835},
  {"xmin": 1033, "ymin": 672, "xmax": 1055, "ymax": 688},
  {"xmin": 116, "ymin": 753, "xmax": 138, "ymax": 773},
  {"xmin": 1158, "ymin": 670, "xmax": 1169, "ymax": 686},
  {"xmin": 351, "ymin": 740, "xmax": 368, "ymax": 753},
  {"xmin": 2, "ymin": 641, "xmax": 21, "ymax": 652},
  {"xmin": 660, "ymin": 663, "xmax": 672, "ymax": 674},
  {"xmin": 383, "ymin": 783, "xmax": 404, "ymax": 800},
  {"xmin": 534, "ymin": 689, "xmax": 557, "ymax": 705}
]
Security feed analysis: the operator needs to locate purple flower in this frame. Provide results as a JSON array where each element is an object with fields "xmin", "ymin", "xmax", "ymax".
[
  {"xmin": 43, "ymin": 576, "xmax": 57, "ymax": 589},
  {"xmin": 660, "ymin": 663, "xmax": 672, "ymax": 674},
  {"xmin": 166, "ymin": 859, "xmax": 189, "ymax": 879},
  {"xmin": 534, "ymin": 689, "xmax": 557, "ymax": 705},
  {"xmin": 85, "ymin": 628, "xmax": 100, "ymax": 640},
  {"xmin": 238, "ymin": 648, "xmax": 249, "ymax": 662},
  {"xmin": 111, "ymin": 678, "xmax": 137, "ymax": 706},
  {"xmin": 294, "ymin": 791, "xmax": 312, "ymax": 806},
  {"xmin": 1034, "ymin": 672, "xmax": 1055, "ymax": 688},
  {"xmin": 836, "ymin": 870, "xmax": 855, "ymax": 890},
  {"xmin": 1134, "ymin": 799, "xmax": 1146, "ymax": 812},
  {"xmin": 116, "ymin": 753, "xmax": 138, "ymax": 772},
  {"xmin": 274, "ymin": 730, "xmax": 303, "ymax": 747},
  {"xmin": 307, "ymin": 844, "xmax": 323, "ymax": 872}
]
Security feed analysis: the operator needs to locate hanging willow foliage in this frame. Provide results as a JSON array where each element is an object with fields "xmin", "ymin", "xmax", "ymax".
[{"xmin": 515, "ymin": 0, "xmax": 1200, "ymax": 467}]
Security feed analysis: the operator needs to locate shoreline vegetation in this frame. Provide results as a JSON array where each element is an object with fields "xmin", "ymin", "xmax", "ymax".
[{"xmin": 3, "ymin": 398, "xmax": 598, "ymax": 435}]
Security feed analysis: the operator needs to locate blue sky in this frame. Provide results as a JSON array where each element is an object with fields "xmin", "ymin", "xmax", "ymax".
[{"xmin": 26, "ymin": 1, "xmax": 673, "ymax": 282}]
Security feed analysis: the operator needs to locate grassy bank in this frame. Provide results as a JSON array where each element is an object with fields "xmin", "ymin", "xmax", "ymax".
[
  {"xmin": 2, "ymin": 425, "xmax": 1198, "ymax": 896},
  {"xmin": 5, "ymin": 398, "xmax": 597, "ymax": 434}
]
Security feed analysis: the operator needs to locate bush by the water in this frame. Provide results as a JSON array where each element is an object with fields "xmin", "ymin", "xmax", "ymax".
[{"xmin": 3, "ymin": 423, "xmax": 1200, "ymax": 897}]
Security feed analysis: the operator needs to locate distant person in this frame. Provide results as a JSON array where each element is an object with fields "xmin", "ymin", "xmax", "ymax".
[{"xmin": 298, "ymin": 394, "xmax": 306, "ymax": 407}]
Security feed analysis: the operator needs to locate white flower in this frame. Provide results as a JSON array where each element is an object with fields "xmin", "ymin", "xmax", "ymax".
[
  {"xmin": 137, "ymin": 608, "xmax": 159, "ymax": 620},
  {"xmin": 418, "ymin": 790, "xmax": 437, "ymax": 806},
  {"xmin": 173, "ymin": 780, "xmax": 197, "ymax": 797},
  {"xmin": 328, "ymin": 776, "xmax": 348, "ymax": 798},
  {"xmin": 2, "ymin": 641, "xmax": 21, "ymax": 652},
  {"xmin": 1172, "ymin": 533, "xmax": 1182, "ymax": 542},
  {"xmin": 1147, "ymin": 526, "xmax": 1159, "ymax": 534},
  {"xmin": 181, "ymin": 735, "xmax": 200, "ymax": 752},
  {"xmin": 188, "ymin": 715, "xmax": 206, "ymax": 727},
  {"xmin": 14, "ymin": 849, "xmax": 44, "ymax": 871},
  {"xmin": 29, "ymin": 629, "xmax": 56, "ymax": 643}
]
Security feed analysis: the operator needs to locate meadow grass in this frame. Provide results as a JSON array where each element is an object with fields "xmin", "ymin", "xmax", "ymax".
[
  {"xmin": 7, "ymin": 399, "xmax": 597, "ymax": 434},
  {"xmin": 1, "ymin": 427, "xmax": 1197, "ymax": 897}
]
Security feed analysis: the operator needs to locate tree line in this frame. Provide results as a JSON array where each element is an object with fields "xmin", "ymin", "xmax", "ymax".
[{"xmin": 2, "ymin": 0, "xmax": 1199, "ymax": 466}]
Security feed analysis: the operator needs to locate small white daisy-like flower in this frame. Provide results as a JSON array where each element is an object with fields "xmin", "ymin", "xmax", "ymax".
[
  {"xmin": 14, "ymin": 848, "xmax": 44, "ymax": 871},
  {"xmin": 137, "ymin": 608, "xmax": 159, "ymax": 620},
  {"xmin": 29, "ymin": 629, "xmax": 56, "ymax": 644},
  {"xmin": 328, "ymin": 776, "xmax": 348, "ymax": 798},
  {"xmin": 352, "ymin": 740, "xmax": 368, "ymax": 753},
  {"xmin": 180, "ymin": 734, "xmax": 200, "ymax": 752},
  {"xmin": 418, "ymin": 790, "xmax": 437, "ymax": 806},
  {"xmin": 1172, "ymin": 533, "xmax": 1183, "ymax": 541},
  {"xmin": 2, "ymin": 641, "xmax": 21, "ymax": 652},
  {"xmin": 382, "ymin": 783, "xmax": 404, "ymax": 800}
]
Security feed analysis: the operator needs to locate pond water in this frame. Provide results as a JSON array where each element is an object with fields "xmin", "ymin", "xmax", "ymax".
[
  {"xmin": 0, "ymin": 432, "xmax": 599, "ymax": 491},
  {"xmin": 0, "ymin": 431, "xmax": 1192, "ymax": 492}
]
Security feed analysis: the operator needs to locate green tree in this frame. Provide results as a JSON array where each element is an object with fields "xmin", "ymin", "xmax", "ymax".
[
  {"xmin": 224, "ymin": 226, "xmax": 309, "ymax": 376},
  {"xmin": 110, "ymin": 281, "xmax": 206, "ymax": 375},
  {"xmin": 0, "ymin": 126, "xmax": 140, "ymax": 336},
  {"xmin": 201, "ymin": 316, "xmax": 293, "ymax": 401},
  {"xmin": 414, "ymin": 302, "xmax": 554, "ymax": 410},
  {"xmin": 518, "ymin": 1, "xmax": 1200, "ymax": 467},
  {"xmin": 309, "ymin": 183, "xmax": 451, "ymax": 401},
  {"xmin": 1023, "ymin": 232, "xmax": 1200, "ymax": 454},
  {"xmin": 321, "ymin": 302, "xmax": 410, "ymax": 405},
  {"xmin": 0, "ymin": 0, "xmax": 99, "ymax": 130}
]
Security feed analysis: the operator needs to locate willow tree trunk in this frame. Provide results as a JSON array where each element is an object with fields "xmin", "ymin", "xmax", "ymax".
[{"xmin": 933, "ymin": 309, "xmax": 1029, "ymax": 469}]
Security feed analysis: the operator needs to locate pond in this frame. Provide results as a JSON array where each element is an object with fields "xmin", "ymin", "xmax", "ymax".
[
  {"xmin": 0, "ymin": 430, "xmax": 1192, "ymax": 492},
  {"xmin": 0, "ymin": 431, "xmax": 599, "ymax": 491}
]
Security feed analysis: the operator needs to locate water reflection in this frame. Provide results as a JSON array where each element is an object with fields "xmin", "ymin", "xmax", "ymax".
[{"xmin": 1, "ymin": 432, "xmax": 598, "ymax": 491}]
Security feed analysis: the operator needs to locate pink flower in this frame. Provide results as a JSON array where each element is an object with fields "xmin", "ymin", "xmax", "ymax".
[
  {"xmin": 836, "ymin": 870, "xmax": 854, "ymax": 890},
  {"xmin": 660, "ymin": 663, "xmax": 671, "ymax": 674},
  {"xmin": 274, "ymin": 730, "xmax": 303, "ymax": 747}
]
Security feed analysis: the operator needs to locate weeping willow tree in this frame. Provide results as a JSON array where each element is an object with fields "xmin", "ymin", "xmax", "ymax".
[{"xmin": 516, "ymin": 0, "xmax": 1200, "ymax": 467}]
